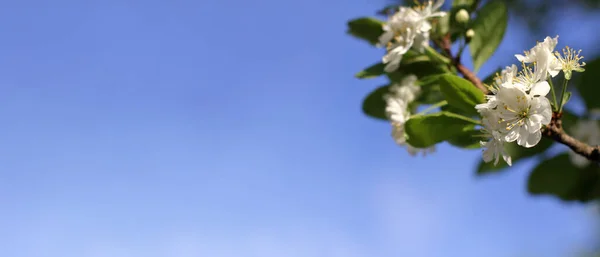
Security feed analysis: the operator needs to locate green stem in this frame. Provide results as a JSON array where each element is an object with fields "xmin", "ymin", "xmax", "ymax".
[
  {"xmin": 558, "ymin": 78, "xmax": 570, "ymax": 113},
  {"xmin": 416, "ymin": 100, "xmax": 448, "ymax": 115},
  {"xmin": 424, "ymin": 46, "xmax": 451, "ymax": 65},
  {"xmin": 548, "ymin": 77, "xmax": 558, "ymax": 112}
]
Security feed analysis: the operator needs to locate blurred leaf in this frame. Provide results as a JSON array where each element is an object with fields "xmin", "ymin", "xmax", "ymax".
[
  {"xmin": 355, "ymin": 63, "xmax": 385, "ymax": 79},
  {"xmin": 387, "ymin": 61, "xmax": 448, "ymax": 83},
  {"xmin": 469, "ymin": 0, "xmax": 508, "ymax": 71},
  {"xmin": 527, "ymin": 153, "xmax": 600, "ymax": 202},
  {"xmin": 561, "ymin": 109, "xmax": 580, "ymax": 133},
  {"xmin": 405, "ymin": 112, "xmax": 479, "ymax": 148},
  {"xmin": 362, "ymin": 84, "xmax": 391, "ymax": 120},
  {"xmin": 447, "ymin": 126, "xmax": 482, "ymax": 149},
  {"xmin": 561, "ymin": 91, "xmax": 572, "ymax": 107},
  {"xmin": 453, "ymin": 0, "xmax": 478, "ymax": 11},
  {"xmin": 347, "ymin": 17, "xmax": 385, "ymax": 45},
  {"xmin": 438, "ymin": 74, "xmax": 485, "ymax": 116},
  {"xmin": 476, "ymin": 137, "xmax": 554, "ymax": 175},
  {"xmin": 576, "ymin": 58, "xmax": 600, "ymax": 109}
]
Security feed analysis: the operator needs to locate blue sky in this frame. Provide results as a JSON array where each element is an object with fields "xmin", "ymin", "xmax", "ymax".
[{"xmin": 0, "ymin": 0, "xmax": 599, "ymax": 256}]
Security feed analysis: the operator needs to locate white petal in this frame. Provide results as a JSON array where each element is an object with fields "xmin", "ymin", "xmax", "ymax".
[
  {"xmin": 524, "ymin": 130, "xmax": 542, "ymax": 148},
  {"xmin": 504, "ymin": 129, "xmax": 519, "ymax": 142},
  {"xmin": 526, "ymin": 115, "xmax": 543, "ymax": 133},
  {"xmin": 516, "ymin": 126, "xmax": 529, "ymax": 147},
  {"xmin": 515, "ymin": 54, "xmax": 528, "ymax": 62},
  {"xmin": 529, "ymin": 81, "xmax": 550, "ymax": 96},
  {"xmin": 503, "ymin": 154, "xmax": 512, "ymax": 166}
]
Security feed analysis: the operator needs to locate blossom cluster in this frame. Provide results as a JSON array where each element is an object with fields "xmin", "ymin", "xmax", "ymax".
[
  {"xmin": 384, "ymin": 75, "xmax": 435, "ymax": 155},
  {"xmin": 378, "ymin": 0, "xmax": 446, "ymax": 72},
  {"xmin": 476, "ymin": 36, "xmax": 586, "ymax": 166}
]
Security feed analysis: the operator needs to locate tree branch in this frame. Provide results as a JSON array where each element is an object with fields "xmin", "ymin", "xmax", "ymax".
[
  {"xmin": 543, "ymin": 112, "xmax": 600, "ymax": 162},
  {"xmin": 439, "ymin": 35, "xmax": 490, "ymax": 94},
  {"xmin": 438, "ymin": 35, "xmax": 600, "ymax": 162}
]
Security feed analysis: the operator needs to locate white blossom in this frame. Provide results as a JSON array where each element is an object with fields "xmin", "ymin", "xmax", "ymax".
[
  {"xmin": 495, "ymin": 83, "xmax": 552, "ymax": 148},
  {"xmin": 555, "ymin": 46, "xmax": 586, "ymax": 80},
  {"xmin": 569, "ymin": 119, "xmax": 600, "ymax": 167},
  {"xmin": 378, "ymin": 1, "xmax": 446, "ymax": 72},
  {"xmin": 479, "ymin": 109, "xmax": 512, "ymax": 166},
  {"xmin": 515, "ymin": 36, "xmax": 562, "ymax": 79},
  {"xmin": 384, "ymin": 75, "xmax": 434, "ymax": 155},
  {"xmin": 475, "ymin": 38, "xmax": 560, "ymax": 165}
]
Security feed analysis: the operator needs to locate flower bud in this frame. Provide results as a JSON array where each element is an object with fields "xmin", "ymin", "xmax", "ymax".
[
  {"xmin": 465, "ymin": 29, "xmax": 475, "ymax": 39},
  {"xmin": 455, "ymin": 9, "xmax": 470, "ymax": 24}
]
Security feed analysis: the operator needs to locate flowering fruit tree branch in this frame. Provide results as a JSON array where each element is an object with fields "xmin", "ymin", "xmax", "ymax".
[{"xmin": 441, "ymin": 36, "xmax": 600, "ymax": 163}]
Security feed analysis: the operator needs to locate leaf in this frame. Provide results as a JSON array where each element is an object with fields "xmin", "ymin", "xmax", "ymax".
[
  {"xmin": 447, "ymin": 126, "xmax": 482, "ymax": 149},
  {"xmin": 476, "ymin": 137, "xmax": 554, "ymax": 175},
  {"xmin": 527, "ymin": 153, "xmax": 600, "ymax": 202},
  {"xmin": 387, "ymin": 60, "xmax": 448, "ymax": 83},
  {"xmin": 561, "ymin": 109, "xmax": 580, "ymax": 133},
  {"xmin": 404, "ymin": 112, "xmax": 479, "ymax": 148},
  {"xmin": 469, "ymin": 0, "xmax": 508, "ymax": 72},
  {"xmin": 355, "ymin": 63, "xmax": 385, "ymax": 79},
  {"xmin": 576, "ymin": 58, "xmax": 600, "ymax": 109},
  {"xmin": 347, "ymin": 17, "xmax": 385, "ymax": 45},
  {"xmin": 561, "ymin": 91, "xmax": 572, "ymax": 107},
  {"xmin": 452, "ymin": 0, "xmax": 477, "ymax": 11},
  {"xmin": 437, "ymin": 74, "xmax": 485, "ymax": 116},
  {"xmin": 362, "ymin": 85, "xmax": 391, "ymax": 120}
]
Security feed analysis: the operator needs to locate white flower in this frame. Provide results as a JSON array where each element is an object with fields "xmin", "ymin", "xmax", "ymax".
[
  {"xmin": 480, "ymin": 110, "xmax": 512, "ymax": 166},
  {"xmin": 515, "ymin": 36, "xmax": 562, "ymax": 79},
  {"xmin": 495, "ymin": 83, "xmax": 552, "ymax": 148},
  {"xmin": 388, "ymin": 75, "xmax": 420, "ymax": 102},
  {"xmin": 555, "ymin": 46, "xmax": 586, "ymax": 80},
  {"xmin": 569, "ymin": 119, "xmax": 600, "ymax": 167},
  {"xmin": 415, "ymin": 0, "xmax": 447, "ymax": 21},
  {"xmin": 378, "ymin": 1, "xmax": 446, "ymax": 72},
  {"xmin": 384, "ymin": 75, "xmax": 434, "ymax": 155}
]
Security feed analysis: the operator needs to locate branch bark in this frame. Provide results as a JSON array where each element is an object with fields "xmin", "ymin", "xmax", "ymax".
[
  {"xmin": 543, "ymin": 112, "xmax": 600, "ymax": 162},
  {"xmin": 439, "ymin": 35, "xmax": 490, "ymax": 94}
]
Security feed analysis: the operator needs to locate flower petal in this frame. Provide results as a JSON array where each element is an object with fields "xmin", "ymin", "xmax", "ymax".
[
  {"xmin": 529, "ymin": 81, "xmax": 550, "ymax": 96},
  {"xmin": 524, "ymin": 130, "xmax": 542, "ymax": 148}
]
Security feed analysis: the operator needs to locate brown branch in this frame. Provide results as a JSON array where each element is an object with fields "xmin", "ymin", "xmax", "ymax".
[
  {"xmin": 439, "ymin": 35, "xmax": 490, "ymax": 94},
  {"xmin": 543, "ymin": 112, "xmax": 600, "ymax": 162},
  {"xmin": 438, "ymin": 34, "xmax": 599, "ymax": 162}
]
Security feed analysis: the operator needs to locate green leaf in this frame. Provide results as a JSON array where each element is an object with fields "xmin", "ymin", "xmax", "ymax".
[
  {"xmin": 447, "ymin": 126, "xmax": 482, "ymax": 149},
  {"xmin": 405, "ymin": 112, "xmax": 479, "ymax": 148},
  {"xmin": 576, "ymin": 58, "xmax": 600, "ymax": 109},
  {"xmin": 452, "ymin": 0, "xmax": 477, "ymax": 11},
  {"xmin": 362, "ymin": 85, "xmax": 391, "ymax": 120},
  {"xmin": 476, "ymin": 137, "xmax": 554, "ymax": 175},
  {"xmin": 527, "ymin": 153, "xmax": 600, "ymax": 202},
  {"xmin": 469, "ymin": 0, "xmax": 508, "ymax": 71},
  {"xmin": 561, "ymin": 109, "xmax": 580, "ymax": 133},
  {"xmin": 437, "ymin": 74, "xmax": 485, "ymax": 116},
  {"xmin": 355, "ymin": 63, "xmax": 385, "ymax": 79},
  {"xmin": 561, "ymin": 91, "xmax": 572, "ymax": 107},
  {"xmin": 387, "ymin": 60, "xmax": 448, "ymax": 83},
  {"xmin": 347, "ymin": 17, "xmax": 385, "ymax": 45}
]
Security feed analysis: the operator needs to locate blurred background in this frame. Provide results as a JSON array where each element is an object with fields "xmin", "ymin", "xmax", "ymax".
[{"xmin": 0, "ymin": 0, "xmax": 600, "ymax": 256}]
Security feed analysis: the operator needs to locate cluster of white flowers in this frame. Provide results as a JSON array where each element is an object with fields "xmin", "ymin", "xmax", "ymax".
[
  {"xmin": 476, "ymin": 36, "xmax": 564, "ymax": 166},
  {"xmin": 384, "ymin": 75, "xmax": 435, "ymax": 155},
  {"xmin": 378, "ymin": 0, "xmax": 446, "ymax": 72},
  {"xmin": 569, "ymin": 118, "xmax": 600, "ymax": 167}
]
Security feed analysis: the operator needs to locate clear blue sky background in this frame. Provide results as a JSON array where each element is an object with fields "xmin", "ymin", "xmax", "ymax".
[{"xmin": 0, "ymin": 0, "xmax": 599, "ymax": 256}]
